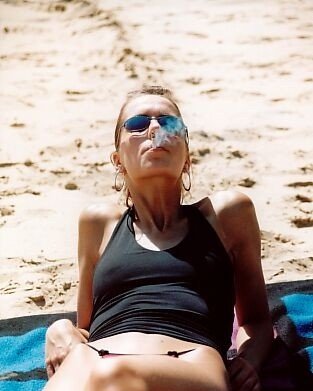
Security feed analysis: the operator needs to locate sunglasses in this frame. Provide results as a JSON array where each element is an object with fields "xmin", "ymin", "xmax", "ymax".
[{"xmin": 122, "ymin": 115, "xmax": 187, "ymax": 136}]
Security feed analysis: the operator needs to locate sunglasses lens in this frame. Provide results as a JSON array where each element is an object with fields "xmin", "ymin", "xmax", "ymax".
[
  {"xmin": 124, "ymin": 115, "xmax": 186, "ymax": 137},
  {"xmin": 124, "ymin": 116, "xmax": 150, "ymax": 132},
  {"xmin": 158, "ymin": 116, "xmax": 185, "ymax": 134}
]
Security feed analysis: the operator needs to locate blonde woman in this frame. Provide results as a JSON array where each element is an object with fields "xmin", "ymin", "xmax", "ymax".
[{"xmin": 44, "ymin": 86, "xmax": 273, "ymax": 391}]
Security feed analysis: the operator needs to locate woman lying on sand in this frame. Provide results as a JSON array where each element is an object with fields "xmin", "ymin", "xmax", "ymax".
[{"xmin": 44, "ymin": 86, "xmax": 273, "ymax": 391}]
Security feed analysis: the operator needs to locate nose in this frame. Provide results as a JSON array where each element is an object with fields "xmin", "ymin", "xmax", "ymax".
[{"xmin": 147, "ymin": 118, "xmax": 160, "ymax": 139}]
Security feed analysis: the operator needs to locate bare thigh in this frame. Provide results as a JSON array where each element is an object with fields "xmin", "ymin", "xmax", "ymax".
[{"xmin": 43, "ymin": 344, "xmax": 230, "ymax": 391}]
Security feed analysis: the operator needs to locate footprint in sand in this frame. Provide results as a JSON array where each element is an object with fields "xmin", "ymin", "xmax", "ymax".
[
  {"xmin": 10, "ymin": 122, "xmax": 25, "ymax": 128},
  {"xmin": 28, "ymin": 294, "xmax": 46, "ymax": 307},
  {"xmin": 185, "ymin": 77, "xmax": 202, "ymax": 85},
  {"xmin": 291, "ymin": 216, "xmax": 313, "ymax": 228},
  {"xmin": 0, "ymin": 206, "xmax": 14, "ymax": 217},
  {"xmin": 65, "ymin": 182, "xmax": 79, "ymax": 190},
  {"xmin": 261, "ymin": 230, "xmax": 292, "ymax": 244},
  {"xmin": 287, "ymin": 181, "xmax": 313, "ymax": 188},
  {"xmin": 190, "ymin": 147, "xmax": 211, "ymax": 165},
  {"xmin": 295, "ymin": 194, "xmax": 312, "ymax": 203},
  {"xmin": 227, "ymin": 150, "xmax": 247, "ymax": 159},
  {"xmin": 65, "ymin": 89, "xmax": 93, "ymax": 102},
  {"xmin": 238, "ymin": 177, "xmax": 256, "ymax": 188},
  {"xmin": 200, "ymin": 88, "xmax": 221, "ymax": 96},
  {"xmin": 299, "ymin": 164, "xmax": 313, "ymax": 174},
  {"xmin": 285, "ymin": 257, "xmax": 313, "ymax": 272}
]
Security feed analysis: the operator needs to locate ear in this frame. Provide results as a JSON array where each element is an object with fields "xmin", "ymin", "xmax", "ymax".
[
  {"xmin": 110, "ymin": 151, "xmax": 119, "ymax": 167},
  {"xmin": 110, "ymin": 151, "xmax": 125, "ymax": 173}
]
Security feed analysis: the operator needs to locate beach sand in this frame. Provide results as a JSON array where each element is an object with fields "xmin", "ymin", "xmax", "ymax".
[{"xmin": 0, "ymin": 0, "xmax": 312, "ymax": 319}]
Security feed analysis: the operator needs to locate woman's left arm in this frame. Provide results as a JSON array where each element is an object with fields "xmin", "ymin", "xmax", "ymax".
[{"xmin": 211, "ymin": 191, "xmax": 274, "ymax": 390}]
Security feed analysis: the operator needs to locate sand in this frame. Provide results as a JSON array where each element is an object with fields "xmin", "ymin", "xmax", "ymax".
[{"xmin": 0, "ymin": 0, "xmax": 312, "ymax": 319}]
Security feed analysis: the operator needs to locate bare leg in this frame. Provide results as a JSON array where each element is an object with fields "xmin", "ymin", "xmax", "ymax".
[
  {"xmin": 44, "ymin": 344, "xmax": 230, "ymax": 391},
  {"xmin": 85, "ymin": 358, "xmax": 148, "ymax": 391}
]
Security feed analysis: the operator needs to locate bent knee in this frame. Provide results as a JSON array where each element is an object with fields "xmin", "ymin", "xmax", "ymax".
[{"xmin": 88, "ymin": 358, "xmax": 148, "ymax": 391}]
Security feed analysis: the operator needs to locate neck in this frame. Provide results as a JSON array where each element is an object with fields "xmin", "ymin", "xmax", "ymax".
[{"xmin": 127, "ymin": 179, "xmax": 183, "ymax": 232}]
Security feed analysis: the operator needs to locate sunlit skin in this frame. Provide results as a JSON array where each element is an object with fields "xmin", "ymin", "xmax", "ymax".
[
  {"xmin": 116, "ymin": 96, "xmax": 188, "ymax": 180},
  {"xmin": 111, "ymin": 95, "xmax": 190, "ymax": 232}
]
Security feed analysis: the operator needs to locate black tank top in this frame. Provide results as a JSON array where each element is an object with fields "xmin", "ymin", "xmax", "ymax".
[{"xmin": 88, "ymin": 205, "xmax": 235, "ymax": 357}]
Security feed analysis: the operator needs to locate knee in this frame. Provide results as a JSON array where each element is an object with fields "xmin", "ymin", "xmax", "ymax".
[
  {"xmin": 87, "ymin": 358, "xmax": 148, "ymax": 391},
  {"xmin": 47, "ymin": 318, "xmax": 74, "ymax": 333}
]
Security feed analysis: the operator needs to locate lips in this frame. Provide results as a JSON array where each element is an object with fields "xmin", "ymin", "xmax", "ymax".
[
  {"xmin": 151, "ymin": 146, "xmax": 167, "ymax": 151},
  {"xmin": 148, "ymin": 146, "xmax": 168, "ymax": 153},
  {"xmin": 142, "ymin": 144, "xmax": 168, "ymax": 154}
]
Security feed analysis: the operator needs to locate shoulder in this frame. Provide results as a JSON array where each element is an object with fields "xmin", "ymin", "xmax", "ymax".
[
  {"xmin": 78, "ymin": 203, "xmax": 125, "ymax": 266},
  {"xmin": 79, "ymin": 203, "xmax": 125, "ymax": 226},
  {"xmin": 192, "ymin": 190, "xmax": 259, "ymax": 253},
  {"xmin": 194, "ymin": 190, "xmax": 256, "ymax": 222},
  {"xmin": 210, "ymin": 190, "xmax": 255, "ymax": 218}
]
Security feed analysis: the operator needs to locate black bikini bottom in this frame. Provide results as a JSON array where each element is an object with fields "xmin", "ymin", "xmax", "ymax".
[{"xmin": 85, "ymin": 343, "xmax": 195, "ymax": 358}]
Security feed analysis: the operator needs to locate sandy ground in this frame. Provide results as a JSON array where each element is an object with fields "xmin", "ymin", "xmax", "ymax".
[{"xmin": 0, "ymin": 0, "xmax": 312, "ymax": 319}]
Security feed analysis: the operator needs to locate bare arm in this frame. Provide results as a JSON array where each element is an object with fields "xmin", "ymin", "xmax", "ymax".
[
  {"xmin": 45, "ymin": 203, "xmax": 122, "ymax": 378},
  {"xmin": 215, "ymin": 191, "xmax": 273, "ymax": 368},
  {"xmin": 77, "ymin": 205, "xmax": 109, "ymax": 329},
  {"xmin": 78, "ymin": 203, "xmax": 124, "ymax": 328},
  {"xmin": 205, "ymin": 191, "xmax": 274, "ymax": 390}
]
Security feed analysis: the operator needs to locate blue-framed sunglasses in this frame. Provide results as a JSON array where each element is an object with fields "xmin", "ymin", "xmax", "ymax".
[{"xmin": 122, "ymin": 115, "xmax": 188, "ymax": 138}]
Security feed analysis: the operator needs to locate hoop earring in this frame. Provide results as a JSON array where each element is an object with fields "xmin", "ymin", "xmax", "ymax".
[
  {"xmin": 114, "ymin": 171, "xmax": 125, "ymax": 192},
  {"xmin": 182, "ymin": 171, "xmax": 191, "ymax": 192}
]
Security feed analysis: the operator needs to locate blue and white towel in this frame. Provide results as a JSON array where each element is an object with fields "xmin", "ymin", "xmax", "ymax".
[
  {"xmin": 0, "ymin": 312, "xmax": 75, "ymax": 391},
  {"xmin": 0, "ymin": 281, "xmax": 312, "ymax": 391}
]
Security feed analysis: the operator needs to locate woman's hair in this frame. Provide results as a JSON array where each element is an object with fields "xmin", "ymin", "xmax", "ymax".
[{"xmin": 114, "ymin": 85, "xmax": 182, "ymax": 150}]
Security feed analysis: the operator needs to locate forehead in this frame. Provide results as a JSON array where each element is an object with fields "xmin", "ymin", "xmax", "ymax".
[{"xmin": 122, "ymin": 95, "xmax": 179, "ymax": 120}]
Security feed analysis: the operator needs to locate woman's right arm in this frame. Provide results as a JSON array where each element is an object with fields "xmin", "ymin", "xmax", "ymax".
[{"xmin": 45, "ymin": 203, "xmax": 122, "ymax": 378}]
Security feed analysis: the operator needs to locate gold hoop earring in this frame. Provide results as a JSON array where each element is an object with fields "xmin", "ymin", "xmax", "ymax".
[
  {"xmin": 114, "ymin": 171, "xmax": 125, "ymax": 192},
  {"xmin": 182, "ymin": 171, "xmax": 191, "ymax": 192}
]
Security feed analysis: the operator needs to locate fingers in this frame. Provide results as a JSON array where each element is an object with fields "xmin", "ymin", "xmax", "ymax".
[
  {"xmin": 78, "ymin": 327, "xmax": 90, "ymax": 341},
  {"xmin": 240, "ymin": 376, "xmax": 261, "ymax": 391},
  {"xmin": 44, "ymin": 320, "xmax": 88, "ymax": 380},
  {"xmin": 46, "ymin": 360, "xmax": 55, "ymax": 379},
  {"xmin": 46, "ymin": 355, "xmax": 61, "ymax": 379},
  {"xmin": 45, "ymin": 350, "xmax": 67, "ymax": 378},
  {"xmin": 45, "ymin": 319, "xmax": 84, "ymax": 378},
  {"xmin": 228, "ymin": 356, "xmax": 260, "ymax": 391}
]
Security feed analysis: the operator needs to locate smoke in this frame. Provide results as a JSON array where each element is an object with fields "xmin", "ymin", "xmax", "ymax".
[{"xmin": 152, "ymin": 119, "xmax": 186, "ymax": 148}]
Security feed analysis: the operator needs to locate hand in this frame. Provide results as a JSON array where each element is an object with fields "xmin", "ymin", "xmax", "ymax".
[
  {"xmin": 45, "ymin": 319, "xmax": 88, "ymax": 378},
  {"xmin": 228, "ymin": 356, "xmax": 260, "ymax": 391}
]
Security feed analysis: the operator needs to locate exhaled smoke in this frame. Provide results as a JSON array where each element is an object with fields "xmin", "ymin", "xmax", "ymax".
[{"xmin": 152, "ymin": 122, "xmax": 186, "ymax": 148}]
